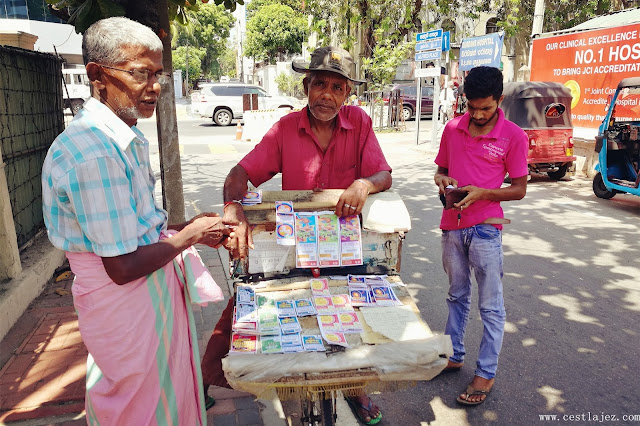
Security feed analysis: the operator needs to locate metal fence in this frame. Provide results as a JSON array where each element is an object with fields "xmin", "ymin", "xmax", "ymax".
[
  {"xmin": 0, "ymin": 46, "xmax": 64, "ymax": 250},
  {"xmin": 361, "ymin": 90, "xmax": 404, "ymax": 131}
]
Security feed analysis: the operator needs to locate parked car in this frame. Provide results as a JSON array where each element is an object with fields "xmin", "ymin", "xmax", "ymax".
[
  {"xmin": 389, "ymin": 83, "xmax": 435, "ymax": 121},
  {"xmin": 501, "ymin": 81, "xmax": 576, "ymax": 180},
  {"xmin": 191, "ymin": 83, "xmax": 300, "ymax": 126}
]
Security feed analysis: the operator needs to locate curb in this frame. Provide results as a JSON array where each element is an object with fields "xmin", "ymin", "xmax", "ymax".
[{"xmin": 0, "ymin": 235, "xmax": 66, "ymax": 342}]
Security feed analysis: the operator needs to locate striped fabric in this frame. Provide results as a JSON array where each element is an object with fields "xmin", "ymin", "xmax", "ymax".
[
  {"xmin": 67, "ymin": 232, "xmax": 218, "ymax": 425},
  {"xmin": 42, "ymin": 97, "xmax": 167, "ymax": 256}
]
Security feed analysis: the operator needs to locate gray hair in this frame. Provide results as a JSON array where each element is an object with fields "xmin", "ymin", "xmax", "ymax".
[{"xmin": 82, "ymin": 17, "xmax": 163, "ymax": 66}]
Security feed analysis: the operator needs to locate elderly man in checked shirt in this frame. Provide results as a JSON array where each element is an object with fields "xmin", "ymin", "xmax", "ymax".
[{"xmin": 41, "ymin": 17, "xmax": 230, "ymax": 425}]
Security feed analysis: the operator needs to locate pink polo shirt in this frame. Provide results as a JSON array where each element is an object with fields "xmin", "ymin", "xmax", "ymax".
[
  {"xmin": 239, "ymin": 106, "xmax": 391, "ymax": 190},
  {"xmin": 435, "ymin": 108, "xmax": 528, "ymax": 230}
]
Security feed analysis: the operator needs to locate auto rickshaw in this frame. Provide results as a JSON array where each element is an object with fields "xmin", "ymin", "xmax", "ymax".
[
  {"xmin": 501, "ymin": 82, "xmax": 576, "ymax": 180},
  {"xmin": 593, "ymin": 77, "xmax": 640, "ymax": 199}
]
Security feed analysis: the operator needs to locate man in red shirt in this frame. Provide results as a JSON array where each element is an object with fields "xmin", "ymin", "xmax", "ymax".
[{"xmin": 202, "ymin": 46, "xmax": 391, "ymax": 424}]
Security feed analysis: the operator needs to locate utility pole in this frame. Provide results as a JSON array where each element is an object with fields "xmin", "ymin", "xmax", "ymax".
[
  {"xmin": 415, "ymin": 3, "xmax": 429, "ymax": 145},
  {"xmin": 529, "ymin": 0, "xmax": 545, "ymax": 68},
  {"xmin": 185, "ymin": 41, "xmax": 189, "ymax": 92}
]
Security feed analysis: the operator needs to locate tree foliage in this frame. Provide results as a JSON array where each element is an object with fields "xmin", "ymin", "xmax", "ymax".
[
  {"xmin": 244, "ymin": 4, "xmax": 308, "ymax": 64},
  {"xmin": 305, "ymin": 0, "xmax": 426, "ymax": 57},
  {"xmin": 361, "ymin": 29, "xmax": 414, "ymax": 88},
  {"xmin": 301, "ymin": 0, "xmax": 625, "ymax": 86},
  {"xmin": 218, "ymin": 46, "xmax": 238, "ymax": 78},
  {"xmin": 45, "ymin": 0, "xmax": 243, "ymax": 33},
  {"xmin": 172, "ymin": 3, "xmax": 234, "ymax": 80},
  {"xmin": 492, "ymin": 0, "xmax": 615, "ymax": 38},
  {"xmin": 275, "ymin": 72, "xmax": 304, "ymax": 97},
  {"xmin": 303, "ymin": 0, "xmax": 431, "ymax": 85},
  {"xmin": 172, "ymin": 45, "xmax": 206, "ymax": 88},
  {"xmin": 246, "ymin": 0, "xmax": 302, "ymax": 19}
]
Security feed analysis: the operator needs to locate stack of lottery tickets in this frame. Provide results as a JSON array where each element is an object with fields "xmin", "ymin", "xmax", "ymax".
[
  {"xmin": 348, "ymin": 275, "xmax": 403, "ymax": 307},
  {"xmin": 241, "ymin": 189, "xmax": 262, "ymax": 205},
  {"xmin": 231, "ymin": 285, "xmax": 326, "ymax": 355},
  {"xmin": 311, "ymin": 278, "xmax": 363, "ymax": 347},
  {"xmin": 275, "ymin": 201, "xmax": 295, "ymax": 246}
]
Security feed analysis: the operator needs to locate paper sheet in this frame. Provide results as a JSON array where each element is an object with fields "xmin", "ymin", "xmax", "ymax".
[{"xmin": 359, "ymin": 306, "xmax": 433, "ymax": 341}]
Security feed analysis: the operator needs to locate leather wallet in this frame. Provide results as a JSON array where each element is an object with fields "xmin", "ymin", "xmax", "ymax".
[{"xmin": 444, "ymin": 187, "xmax": 467, "ymax": 209}]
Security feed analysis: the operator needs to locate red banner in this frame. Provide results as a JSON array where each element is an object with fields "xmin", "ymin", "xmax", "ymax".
[{"xmin": 530, "ymin": 23, "xmax": 640, "ymax": 128}]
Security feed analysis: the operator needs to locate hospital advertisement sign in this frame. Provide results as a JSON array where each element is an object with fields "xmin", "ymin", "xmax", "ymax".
[{"xmin": 530, "ymin": 23, "xmax": 640, "ymax": 128}]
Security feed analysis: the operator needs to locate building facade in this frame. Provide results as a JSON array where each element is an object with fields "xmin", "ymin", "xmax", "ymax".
[{"xmin": 0, "ymin": 0, "xmax": 83, "ymax": 65}]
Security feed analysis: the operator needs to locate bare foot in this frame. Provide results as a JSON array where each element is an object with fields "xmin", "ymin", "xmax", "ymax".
[{"xmin": 458, "ymin": 376, "xmax": 494, "ymax": 404}]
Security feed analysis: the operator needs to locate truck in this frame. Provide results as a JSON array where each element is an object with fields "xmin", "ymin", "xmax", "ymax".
[
  {"xmin": 529, "ymin": 10, "xmax": 640, "ymax": 175},
  {"xmin": 62, "ymin": 68, "xmax": 90, "ymax": 114}
]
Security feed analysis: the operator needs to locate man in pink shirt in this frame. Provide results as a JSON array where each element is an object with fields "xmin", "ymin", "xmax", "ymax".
[
  {"xmin": 202, "ymin": 46, "xmax": 391, "ymax": 424},
  {"xmin": 434, "ymin": 66, "xmax": 528, "ymax": 406}
]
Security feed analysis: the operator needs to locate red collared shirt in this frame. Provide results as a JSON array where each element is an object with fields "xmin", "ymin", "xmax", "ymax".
[{"xmin": 239, "ymin": 106, "xmax": 391, "ymax": 190}]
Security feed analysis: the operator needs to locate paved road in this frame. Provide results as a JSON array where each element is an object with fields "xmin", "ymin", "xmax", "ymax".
[{"xmin": 141, "ymin": 116, "xmax": 640, "ymax": 425}]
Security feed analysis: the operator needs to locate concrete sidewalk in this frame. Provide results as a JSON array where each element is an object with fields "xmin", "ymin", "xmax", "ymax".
[{"xmin": 0, "ymin": 246, "xmax": 278, "ymax": 425}]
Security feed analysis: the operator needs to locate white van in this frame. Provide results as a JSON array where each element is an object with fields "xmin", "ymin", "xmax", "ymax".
[
  {"xmin": 192, "ymin": 83, "xmax": 302, "ymax": 126},
  {"xmin": 62, "ymin": 68, "xmax": 91, "ymax": 114}
]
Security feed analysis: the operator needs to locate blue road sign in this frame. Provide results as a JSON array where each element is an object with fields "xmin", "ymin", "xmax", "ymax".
[
  {"xmin": 416, "ymin": 29, "xmax": 442, "ymax": 42},
  {"xmin": 415, "ymin": 50, "xmax": 441, "ymax": 61},
  {"xmin": 416, "ymin": 39, "xmax": 441, "ymax": 52},
  {"xmin": 442, "ymin": 31, "xmax": 450, "ymax": 52},
  {"xmin": 459, "ymin": 32, "xmax": 504, "ymax": 71}
]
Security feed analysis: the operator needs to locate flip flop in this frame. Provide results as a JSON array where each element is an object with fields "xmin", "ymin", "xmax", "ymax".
[
  {"xmin": 456, "ymin": 385, "xmax": 492, "ymax": 406},
  {"xmin": 205, "ymin": 395, "xmax": 216, "ymax": 410},
  {"xmin": 345, "ymin": 395, "xmax": 382, "ymax": 425}
]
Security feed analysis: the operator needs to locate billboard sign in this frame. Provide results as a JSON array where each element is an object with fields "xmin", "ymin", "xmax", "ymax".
[
  {"xmin": 530, "ymin": 23, "xmax": 640, "ymax": 128},
  {"xmin": 459, "ymin": 32, "xmax": 504, "ymax": 71}
]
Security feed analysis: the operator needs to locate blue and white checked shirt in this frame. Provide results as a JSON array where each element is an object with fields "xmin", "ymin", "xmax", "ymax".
[{"xmin": 42, "ymin": 98, "xmax": 168, "ymax": 257}]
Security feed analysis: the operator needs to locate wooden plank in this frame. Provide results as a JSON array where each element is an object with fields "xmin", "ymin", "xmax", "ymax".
[{"xmin": 243, "ymin": 190, "xmax": 342, "ymax": 225}]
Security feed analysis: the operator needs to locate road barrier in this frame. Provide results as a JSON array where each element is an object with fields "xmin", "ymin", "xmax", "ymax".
[{"xmin": 242, "ymin": 108, "xmax": 295, "ymax": 142}]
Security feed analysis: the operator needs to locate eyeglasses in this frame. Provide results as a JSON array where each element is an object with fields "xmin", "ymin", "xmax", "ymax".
[{"xmin": 100, "ymin": 65, "xmax": 171, "ymax": 85}]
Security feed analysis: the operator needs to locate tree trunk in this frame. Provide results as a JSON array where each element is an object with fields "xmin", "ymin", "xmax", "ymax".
[{"xmin": 156, "ymin": 0, "xmax": 186, "ymax": 224}]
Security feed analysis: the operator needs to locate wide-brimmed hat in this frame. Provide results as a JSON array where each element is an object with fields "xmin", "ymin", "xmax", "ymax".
[{"xmin": 292, "ymin": 46, "xmax": 366, "ymax": 85}]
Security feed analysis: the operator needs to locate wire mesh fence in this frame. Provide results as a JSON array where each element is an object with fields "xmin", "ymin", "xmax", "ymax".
[{"xmin": 0, "ymin": 46, "xmax": 64, "ymax": 250}]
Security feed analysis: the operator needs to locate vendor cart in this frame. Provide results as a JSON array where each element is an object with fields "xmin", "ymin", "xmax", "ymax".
[{"xmin": 221, "ymin": 190, "xmax": 452, "ymax": 425}]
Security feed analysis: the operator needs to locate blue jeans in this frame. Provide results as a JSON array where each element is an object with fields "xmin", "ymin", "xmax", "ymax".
[{"xmin": 441, "ymin": 225, "xmax": 506, "ymax": 380}]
